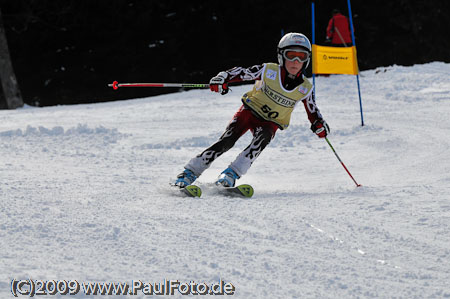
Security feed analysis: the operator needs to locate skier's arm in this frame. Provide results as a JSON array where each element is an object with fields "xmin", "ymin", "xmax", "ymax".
[
  {"xmin": 302, "ymin": 91, "xmax": 323, "ymax": 123},
  {"xmin": 209, "ymin": 65, "xmax": 264, "ymax": 94},
  {"xmin": 225, "ymin": 65, "xmax": 264, "ymax": 83},
  {"xmin": 326, "ymin": 18, "xmax": 334, "ymax": 40},
  {"xmin": 302, "ymin": 91, "xmax": 330, "ymax": 138}
]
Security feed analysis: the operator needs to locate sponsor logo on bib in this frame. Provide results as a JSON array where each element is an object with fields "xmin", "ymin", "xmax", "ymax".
[
  {"xmin": 266, "ymin": 69, "xmax": 277, "ymax": 80},
  {"xmin": 263, "ymin": 84, "xmax": 296, "ymax": 108}
]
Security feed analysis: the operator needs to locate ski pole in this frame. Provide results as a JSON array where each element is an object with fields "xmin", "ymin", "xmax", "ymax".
[
  {"xmin": 108, "ymin": 81, "xmax": 210, "ymax": 90},
  {"xmin": 325, "ymin": 137, "xmax": 362, "ymax": 187}
]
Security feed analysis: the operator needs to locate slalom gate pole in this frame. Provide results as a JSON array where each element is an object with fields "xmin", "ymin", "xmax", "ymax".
[
  {"xmin": 311, "ymin": 0, "xmax": 316, "ymax": 95},
  {"xmin": 108, "ymin": 81, "xmax": 210, "ymax": 90},
  {"xmin": 325, "ymin": 137, "xmax": 362, "ymax": 187},
  {"xmin": 347, "ymin": 0, "xmax": 364, "ymax": 126}
]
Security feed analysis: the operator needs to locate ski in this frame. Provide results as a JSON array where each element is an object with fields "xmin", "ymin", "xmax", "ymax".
[
  {"xmin": 170, "ymin": 183, "xmax": 253, "ymax": 198},
  {"xmin": 216, "ymin": 184, "xmax": 254, "ymax": 198},
  {"xmin": 171, "ymin": 184, "xmax": 202, "ymax": 197}
]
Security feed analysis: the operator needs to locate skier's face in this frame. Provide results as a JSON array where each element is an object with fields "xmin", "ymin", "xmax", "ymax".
[{"xmin": 285, "ymin": 59, "xmax": 304, "ymax": 75}]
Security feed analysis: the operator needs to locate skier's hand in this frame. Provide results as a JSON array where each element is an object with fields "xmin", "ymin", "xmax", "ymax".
[
  {"xmin": 209, "ymin": 71, "xmax": 229, "ymax": 95},
  {"xmin": 311, "ymin": 119, "xmax": 330, "ymax": 138}
]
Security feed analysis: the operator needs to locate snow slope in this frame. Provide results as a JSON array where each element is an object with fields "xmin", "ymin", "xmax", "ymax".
[{"xmin": 1, "ymin": 62, "xmax": 450, "ymax": 298}]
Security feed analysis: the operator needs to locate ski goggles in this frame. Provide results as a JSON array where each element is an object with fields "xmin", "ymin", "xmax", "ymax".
[{"xmin": 282, "ymin": 49, "xmax": 310, "ymax": 63}]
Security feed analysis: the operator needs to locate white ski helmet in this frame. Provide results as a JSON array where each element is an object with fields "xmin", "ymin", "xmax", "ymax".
[{"xmin": 277, "ymin": 32, "xmax": 312, "ymax": 70}]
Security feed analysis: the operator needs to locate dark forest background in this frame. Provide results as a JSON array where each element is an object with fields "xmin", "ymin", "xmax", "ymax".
[{"xmin": 1, "ymin": 0, "xmax": 449, "ymax": 107}]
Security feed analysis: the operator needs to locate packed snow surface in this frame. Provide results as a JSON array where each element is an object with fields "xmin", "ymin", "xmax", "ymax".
[{"xmin": 1, "ymin": 63, "xmax": 449, "ymax": 298}]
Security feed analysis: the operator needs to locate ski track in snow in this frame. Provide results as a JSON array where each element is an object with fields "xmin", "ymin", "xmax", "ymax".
[{"xmin": 1, "ymin": 62, "xmax": 450, "ymax": 298}]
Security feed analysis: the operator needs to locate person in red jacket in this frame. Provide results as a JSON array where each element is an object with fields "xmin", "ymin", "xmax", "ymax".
[{"xmin": 326, "ymin": 9, "xmax": 352, "ymax": 47}]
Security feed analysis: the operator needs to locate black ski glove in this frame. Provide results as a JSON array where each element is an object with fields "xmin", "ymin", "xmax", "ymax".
[{"xmin": 310, "ymin": 119, "xmax": 330, "ymax": 138}]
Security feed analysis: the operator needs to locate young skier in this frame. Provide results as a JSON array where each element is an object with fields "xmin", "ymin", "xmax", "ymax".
[{"xmin": 173, "ymin": 32, "xmax": 330, "ymax": 189}]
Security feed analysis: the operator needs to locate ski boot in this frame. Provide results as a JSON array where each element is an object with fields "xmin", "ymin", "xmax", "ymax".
[
  {"xmin": 174, "ymin": 168, "xmax": 197, "ymax": 188},
  {"xmin": 215, "ymin": 167, "xmax": 240, "ymax": 187}
]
